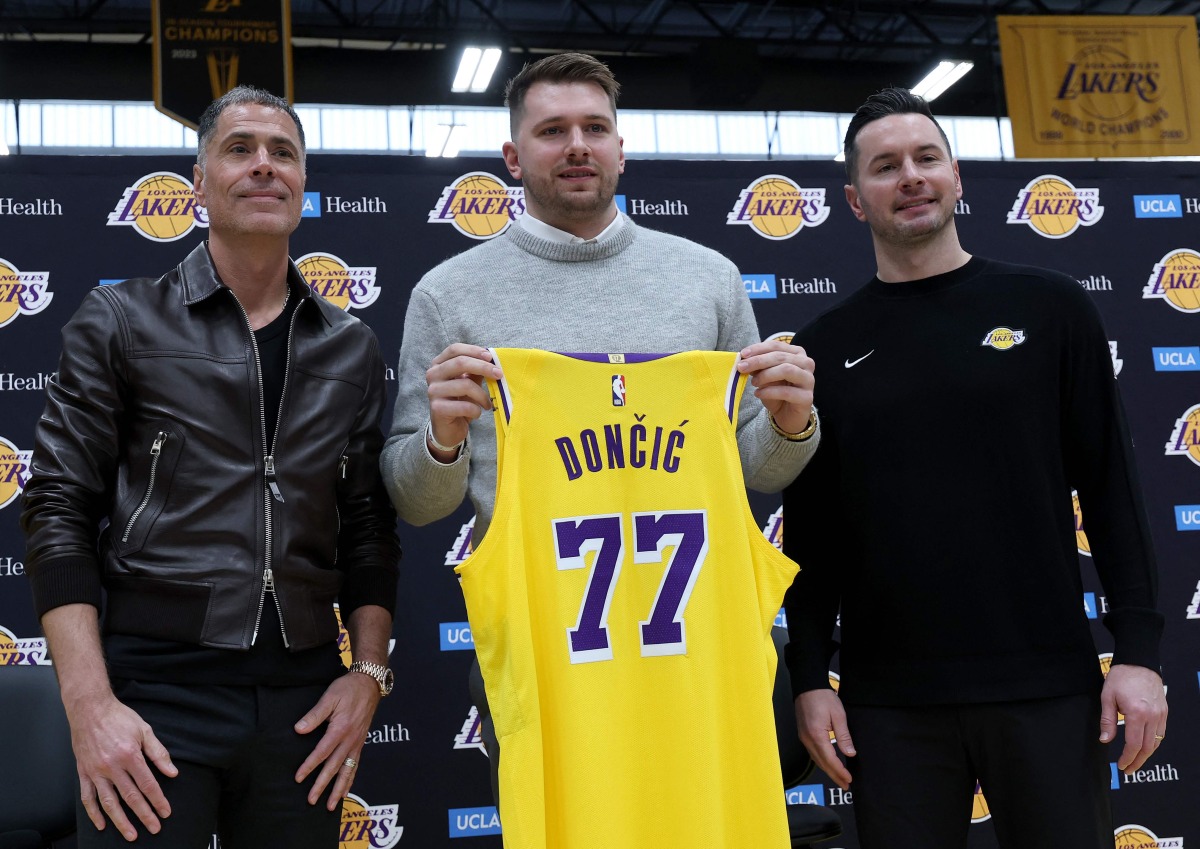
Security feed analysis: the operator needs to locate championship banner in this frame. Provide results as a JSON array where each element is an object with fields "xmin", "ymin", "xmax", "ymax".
[
  {"xmin": 152, "ymin": 0, "xmax": 293, "ymax": 130},
  {"xmin": 997, "ymin": 15, "xmax": 1200, "ymax": 158}
]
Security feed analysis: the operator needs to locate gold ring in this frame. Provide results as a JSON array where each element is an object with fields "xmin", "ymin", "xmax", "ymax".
[
  {"xmin": 1154, "ymin": 735, "xmax": 1165, "ymax": 742},
  {"xmin": 344, "ymin": 757, "xmax": 358, "ymax": 769}
]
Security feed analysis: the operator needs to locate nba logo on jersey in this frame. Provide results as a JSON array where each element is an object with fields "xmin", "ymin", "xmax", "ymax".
[{"xmin": 611, "ymin": 374, "xmax": 626, "ymax": 406}]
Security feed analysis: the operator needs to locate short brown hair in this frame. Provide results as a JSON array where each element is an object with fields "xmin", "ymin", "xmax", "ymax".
[{"xmin": 504, "ymin": 52, "xmax": 621, "ymax": 136}]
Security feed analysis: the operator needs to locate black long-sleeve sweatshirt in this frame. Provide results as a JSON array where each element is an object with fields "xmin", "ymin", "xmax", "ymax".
[{"xmin": 783, "ymin": 256, "xmax": 1162, "ymax": 706}]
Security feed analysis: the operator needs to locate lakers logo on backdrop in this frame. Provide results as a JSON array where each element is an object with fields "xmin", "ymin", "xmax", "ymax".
[
  {"xmin": 971, "ymin": 781, "xmax": 991, "ymax": 823},
  {"xmin": 445, "ymin": 517, "xmax": 475, "ymax": 566},
  {"xmin": 1072, "ymin": 490, "xmax": 1091, "ymax": 556},
  {"xmin": 727, "ymin": 175, "xmax": 830, "ymax": 240},
  {"xmin": 296, "ymin": 253, "xmax": 380, "ymax": 312},
  {"xmin": 1166, "ymin": 404, "xmax": 1200, "ymax": 467},
  {"xmin": 0, "ymin": 258, "xmax": 52, "ymax": 329},
  {"xmin": 339, "ymin": 793, "xmax": 403, "ymax": 849},
  {"xmin": 334, "ymin": 604, "xmax": 396, "ymax": 669},
  {"xmin": 1006, "ymin": 175, "xmax": 1103, "ymax": 238},
  {"xmin": 106, "ymin": 172, "xmax": 209, "ymax": 242},
  {"xmin": 454, "ymin": 706, "xmax": 487, "ymax": 754},
  {"xmin": 428, "ymin": 172, "xmax": 525, "ymax": 240},
  {"xmin": 0, "ymin": 436, "xmax": 32, "ymax": 511},
  {"xmin": 1143, "ymin": 249, "xmax": 1200, "ymax": 314},
  {"xmin": 1114, "ymin": 824, "xmax": 1185, "ymax": 848},
  {"xmin": 0, "ymin": 624, "xmax": 50, "ymax": 665},
  {"xmin": 980, "ymin": 327, "xmax": 1026, "ymax": 350},
  {"xmin": 762, "ymin": 506, "xmax": 783, "ymax": 550}
]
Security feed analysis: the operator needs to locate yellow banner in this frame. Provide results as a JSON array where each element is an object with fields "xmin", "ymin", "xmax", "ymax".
[{"xmin": 998, "ymin": 15, "xmax": 1200, "ymax": 158}]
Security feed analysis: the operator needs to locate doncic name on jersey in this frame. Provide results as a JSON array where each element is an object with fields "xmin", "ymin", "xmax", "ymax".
[
  {"xmin": 1006, "ymin": 175, "xmax": 1103, "ymax": 238},
  {"xmin": 551, "ymin": 357, "xmax": 688, "ymax": 482},
  {"xmin": 106, "ymin": 172, "xmax": 209, "ymax": 242},
  {"xmin": 294, "ymin": 252, "xmax": 379, "ymax": 312},
  {"xmin": 1143, "ymin": 249, "xmax": 1200, "ymax": 314},
  {"xmin": 0, "ymin": 257, "xmax": 52, "ymax": 329},
  {"xmin": 726, "ymin": 174, "xmax": 830, "ymax": 240},
  {"xmin": 428, "ymin": 172, "xmax": 525, "ymax": 240},
  {"xmin": 0, "ymin": 436, "xmax": 32, "ymax": 511}
]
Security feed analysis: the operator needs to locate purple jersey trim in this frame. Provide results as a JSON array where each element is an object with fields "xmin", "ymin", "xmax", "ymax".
[
  {"xmin": 489, "ymin": 348, "xmax": 513, "ymax": 424},
  {"xmin": 725, "ymin": 362, "xmax": 741, "ymax": 423},
  {"xmin": 557, "ymin": 352, "xmax": 673, "ymax": 364}
]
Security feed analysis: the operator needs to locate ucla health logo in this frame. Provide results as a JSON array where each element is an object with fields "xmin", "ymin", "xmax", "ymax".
[
  {"xmin": 0, "ymin": 436, "xmax": 32, "ymax": 511},
  {"xmin": 786, "ymin": 784, "xmax": 824, "ymax": 806},
  {"xmin": 0, "ymin": 258, "xmax": 52, "ymax": 329},
  {"xmin": 300, "ymin": 192, "xmax": 388, "ymax": 218},
  {"xmin": 1006, "ymin": 175, "xmax": 1103, "ymax": 238},
  {"xmin": 428, "ymin": 172, "xmax": 525, "ymax": 240},
  {"xmin": 1109, "ymin": 341, "xmax": 1123, "ymax": 376},
  {"xmin": 1143, "ymin": 249, "xmax": 1200, "ymax": 313},
  {"xmin": 1176, "ymin": 506, "xmax": 1200, "ymax": 532},
  {"xmin": 727, "ymin": 175, "xmax": 830, "ymax": 240},
  {"xmin": 1188, "ymin": 582, "xmax": 1200, "ymax": 618},
  {"xmin": 339, "ymin": 793, "xmax": 402, "ymax": 849},
  {"xmin": 295, "ymin": 253, "xmax": 379, "ymax": 312},
  {"xmin": 980, "ymin": 327, "xmax": 1025, "ymax": 350},
  {"xmin": 1114, "ymin": 824, "xmax": 1184, "ymax": 848},
  {"xmin": 743, "ymin": 274, "xmax": 776, "ymax": 299},
  {"xmin": 454, "ymin": 706, "xmax": 486, "ymax": 754},
  {"xmin": 106, "ymin": 172, "xmax": 208, "ymax": 242},
  {"xmin": 449, "ymin": 806, "xmax": 501, "ymax": 838},
  {"xmin": 1154, "ymin": 347, "xmax": 1200, "ymax": 371},
  {"xmin": 0, "ymin": 624, "xmax": 50, "ymax": 665},
  {"xmin": 440, "ymin": 622, "xmax": 474, "ymax": 651},
  {"xmin": 1133, "ymin": 194, "xmax": 1183, "ymax": 219},
  {"xmin": 1165, "ymin": 404, "xmax": 1200, "ymax": 467}
]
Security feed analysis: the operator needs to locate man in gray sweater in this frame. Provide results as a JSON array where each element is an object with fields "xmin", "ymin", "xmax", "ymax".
[{"xmin": 381, "ymin": 51, "xmax": 818, "ymax": 798}]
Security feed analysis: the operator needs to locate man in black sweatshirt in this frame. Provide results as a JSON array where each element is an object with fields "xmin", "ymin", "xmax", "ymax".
[{"xmin": 782, "ymin": 87, "xmax": 1166, "ymax": 849}]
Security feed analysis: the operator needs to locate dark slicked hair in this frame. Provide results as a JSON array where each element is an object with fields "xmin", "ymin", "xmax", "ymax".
[
  {"xmin": 196, "ymin": 85, "xmax": 305, "ymax": 169},
  {"xmin": 843, "ymin": 87, "xmax": 951, "ymax": 183},
  {"xmin": 503, "ymin": 52, "xmax": 621, "ymax": 137}
]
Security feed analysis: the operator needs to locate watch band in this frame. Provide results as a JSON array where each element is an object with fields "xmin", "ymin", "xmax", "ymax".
[
  {"xmin": 769, "ymin": 406, "xmax": 819, "ymax": 442},
  {"xmin": 348, "ymin": 660, "xmax": 393, "ymax": 696}
]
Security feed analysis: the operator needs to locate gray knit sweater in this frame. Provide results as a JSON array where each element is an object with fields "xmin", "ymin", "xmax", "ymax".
[{"xmin": 381, "ymin": 216, "xmax": 818, "ymax": 541}]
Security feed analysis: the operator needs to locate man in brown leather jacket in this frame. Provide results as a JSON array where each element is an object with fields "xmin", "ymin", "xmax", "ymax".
[{"xmin": 21, "ymin": 86, "xmax": 400, "ymax": 848}]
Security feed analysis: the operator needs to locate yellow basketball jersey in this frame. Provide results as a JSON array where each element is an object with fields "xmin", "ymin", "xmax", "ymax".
[{"xmin": 457, "ymin": 348, "xmax": 798, "ymax": 849}]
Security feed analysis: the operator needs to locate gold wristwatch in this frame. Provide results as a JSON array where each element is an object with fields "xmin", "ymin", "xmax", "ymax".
[{"xmin": 348, "ymin": 660, "xmax": 394, "ymax": 696}]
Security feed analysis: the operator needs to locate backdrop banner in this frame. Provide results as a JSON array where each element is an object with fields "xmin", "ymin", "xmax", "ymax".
[
  {"xmin": 998, "ymin": 14, "xmax": 1200, "ymax": 158},
  {"xmin": 0, "ymin": 154, "xmax": 1196, "ymax": 849}
]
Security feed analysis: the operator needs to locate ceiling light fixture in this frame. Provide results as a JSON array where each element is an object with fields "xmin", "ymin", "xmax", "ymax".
[
  {"xmin": 911, "ymin": 61, "xmax": 974, "ymax": 102},
  {"xmin": 452, "ymin": 47, "xmax": 503, "ymax": 93}
]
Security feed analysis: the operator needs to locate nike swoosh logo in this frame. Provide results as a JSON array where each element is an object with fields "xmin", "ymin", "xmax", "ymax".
[{"xmin": 844, "ymin": 350, "xmax": 874, "ymax": 368}]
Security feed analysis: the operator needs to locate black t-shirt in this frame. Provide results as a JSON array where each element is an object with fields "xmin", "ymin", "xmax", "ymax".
[{"xmin": 105, "ymin": 294, "xmax": 343, "ymax": 686}]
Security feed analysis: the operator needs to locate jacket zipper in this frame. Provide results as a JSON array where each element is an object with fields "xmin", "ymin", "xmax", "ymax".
[
  {"xmin": 121, "ymin": 431, "xmax": 168, "ymax": 543},
  {"xmin": 239, "ymin": 288, "xmax": 301, "ymax": 648}
]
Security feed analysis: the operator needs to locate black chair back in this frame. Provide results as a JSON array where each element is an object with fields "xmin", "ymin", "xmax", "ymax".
[{"xmin": 0, "ymin": 665, "xmax": 77, "ymax": 847}]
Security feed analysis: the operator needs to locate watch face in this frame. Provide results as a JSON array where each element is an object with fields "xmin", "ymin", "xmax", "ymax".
[{"xmin": 381, "ymin": 668, "xmax": 395, "ymax": 694}]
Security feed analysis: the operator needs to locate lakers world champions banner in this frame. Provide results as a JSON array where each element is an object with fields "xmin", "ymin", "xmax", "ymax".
[
  {"xmin": 152, "ymin": 0, "xmax": 292, "ymax": 129},
  {"xmin": 998, "ymin": 15, "xmax": 1200, "ymax": 158}
]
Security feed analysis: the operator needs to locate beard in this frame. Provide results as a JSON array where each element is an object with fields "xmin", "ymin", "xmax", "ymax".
[{"xmin": 521, "ymin": 168, "xmax": 620, "ymax": 224}]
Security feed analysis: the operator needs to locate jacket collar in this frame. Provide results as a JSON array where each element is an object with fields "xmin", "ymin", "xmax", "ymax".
[{"xmin": 176, "ymin": 241, "xmax": 332, "ymax": 327}]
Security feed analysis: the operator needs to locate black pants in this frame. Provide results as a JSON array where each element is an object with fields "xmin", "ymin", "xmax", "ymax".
[
  {"xmin": 77, "ymin": 679, "xmax": 340, "ymax": 849},
  {"xmin": 845, "ymin": 692, "xmax": 1113, "ymax": 849}
]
